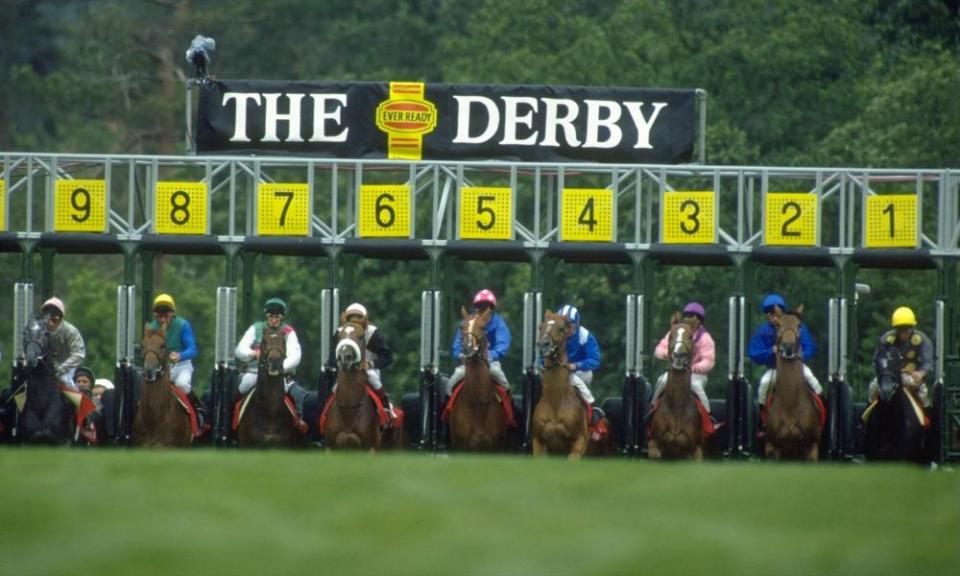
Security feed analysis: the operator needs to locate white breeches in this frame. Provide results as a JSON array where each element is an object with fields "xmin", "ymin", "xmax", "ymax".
[
  {"xmin": 170, "ymin": 360, "xmax": 194, "ymax": 394},
  {"xmin": 446, "ymin": 361, "xmax": 509, "ymax": 395},
  {"xmin": 654, "ymin": 372, "xmax": 711, "ymax": 413},
  {"xmin": 757, "ymin": 365, "xmax": 821, "ymax": 405},
  {"xmin": 868, "ymin": 374, "xmax": 930, "ymax": 408},
  {"xmin": 239, "ymin": 370, "xmax": 296, "ymax": 395},
  {"xmin": 569, "ymin": 370, "xmax": 595, "ymax": 405}
]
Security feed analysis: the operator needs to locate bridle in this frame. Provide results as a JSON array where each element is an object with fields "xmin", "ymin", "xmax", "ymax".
[
  {"xmin": 538, "ymin": 319, "xmax": 565, "ymax": 367},
  {"xmin": 460, "ymin": 315, "xmax": 488, "ymax": 364},
  {"xmin": 142, "ymin": 338, "xmax": 168, "ymax": 382},
  {"xmin": 776, "ymin": 320, "xmax": 802, "ymax": 360},
  {"xmin": 669, "ymin": 323, "xmax": 693, "ymax": 371}
]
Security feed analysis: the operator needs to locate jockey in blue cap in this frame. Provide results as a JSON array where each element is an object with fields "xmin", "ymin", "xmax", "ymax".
[
  {"xmin": 557, "ymin": 304, "xmax": 603, "ymax": 423},
  {"xmin": 748, "ymin": 293, "xmax": 822, "ymax": 406}
]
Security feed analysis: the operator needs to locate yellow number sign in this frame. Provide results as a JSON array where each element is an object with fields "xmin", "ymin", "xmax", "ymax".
[
  {"xmin": 459, "ymin": 187, "xmax": 512, "ymax": 240},
  {"xmin": 0, "ymin": 179, "xmax": 6, "ymax": 232},
  {"xmin": 764, "ymin": 192, "xmax": 818, "ymax": 246},
  {"xmin": 359, "ymin": 184, "xmax": 411, "ymax": 238},
  {"xmin": 560, "ymin": 188, "xmax": 613, "ymax": 242},
  {"xmin": 864, "ymin": 194, "xmax": 918, "ymax": 248},
  {"xmin": 662, "ymin": 191, "xmax": 715, "ymax": 244},
  {"xmin": 257, "ymin": 183, "xmax": 309, "ymax": 236},
  {"xmin": 54, "ymin": 179, "xmax": 107, "ymax": 233},
  {"xmin": 155, "ymin": 182, "xmax": 208, "ymax": 235}
]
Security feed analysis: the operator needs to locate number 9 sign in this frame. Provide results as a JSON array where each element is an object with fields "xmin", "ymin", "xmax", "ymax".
[
  {"xmin": 155, "ymin": 182, "xmax": 208, "ymax": 235},
  {"xmin": 359, "ymin": 184, "xmax": 411, "ymax": 238},
  {"xmin": 257, "ymin": 183, "xmax": 310, "ymax": 236},
  {"xmin": 54, "ymin": 179, "xmax": 107, "ymax": 233}
]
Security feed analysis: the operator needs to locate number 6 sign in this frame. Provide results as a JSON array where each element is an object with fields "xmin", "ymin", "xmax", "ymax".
[{"xmin": 359, "ymin": 184, "xmax": 411, "ymax": 238}]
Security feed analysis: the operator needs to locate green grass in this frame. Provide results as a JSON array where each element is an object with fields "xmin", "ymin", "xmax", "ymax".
[{"xmin": 0, "ymin": 449, "xmax": 957, "ymax": 576}]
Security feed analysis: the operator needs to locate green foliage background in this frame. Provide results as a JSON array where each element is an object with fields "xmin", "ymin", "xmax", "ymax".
[{"xmin": 1, "ymin": 0, "xmax": 958, "ymax": 399}]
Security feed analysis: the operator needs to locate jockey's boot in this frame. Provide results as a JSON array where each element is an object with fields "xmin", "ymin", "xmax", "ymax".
[
  {"xmin": 287, "ymin": 382, "xmax": 308, "ymax": 415},
  {"xmin": 188, "ymin": 391, "xmax": 209, "ymax": 431},
  {"xmin": 374, "ymin": 387, "xmax": 396, "ymax": 423},
  {"xmin": 589, "ymin": 405, "xmax": 605, "ymax": 427}
]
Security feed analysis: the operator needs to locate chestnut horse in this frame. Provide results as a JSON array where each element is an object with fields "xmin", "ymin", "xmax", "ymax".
[
  {"xmin": 324, "ymin": 317, "xmax": 382, "ymax": 450},
  {"xmin": 237, "ymin": 327, "xmax": 298, "ymax": 448},
  {"xmin": 17, "ymin": 318, "xmax": 73, "ymax": 444},
  {"xmin": 449, "ymin": 307, "xmax": 509, "ymax": 451},
  {"xmin": 532, "ymin": 310, "xmax": 588, "ymax": 458},
  {"xmin": 132, "ymin": 324, "xmax": 192, "ymax": 447},
  {"xmin": 648, "ymin": 313, "xmax": 705, "ymax": 460},
  {"xmin": 765, "ymin": 305, "xmax": 821, "ymax": 460}
]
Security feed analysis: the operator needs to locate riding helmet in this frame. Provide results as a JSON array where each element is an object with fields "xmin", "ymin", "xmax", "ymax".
[
  {"xmin": 264, "ymin": 297, "xmax": 288, "ymax": 316},
  {"xmin": 557, "ymin": 304, "xmax": 581, "ymax": 328},
  {"xmin": 153, "ymin": 293, "xmax": 176, "ymax": 312},
  {"xmin": 762, "ymin": 293, "xmax": 786, "ymax": 313},
  {"xmin": 891, "ymin": 306, "xmax": 917, "ymax": 328},
  {"xmin": 473, "ymin": 289, "xmax": 497, "ymax": 308},
  {"xmin": 75, "ymin": 366, "xmax": 95, "ymax": 382},
  {"xmin": 345, "ymin": 302, "xmax": 368, "ymax": 319},
  {"xmin": 41, "ymin": 296, "xmax": 66, "ymax": 317},
  {"xmin": 682, "ymin": 301, "xmax": 706, "ymax": 321}
]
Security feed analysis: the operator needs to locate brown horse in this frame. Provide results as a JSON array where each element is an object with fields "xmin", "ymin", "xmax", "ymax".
[
  {"xmin": 532, "ymin": 310, "xmax": 588, "ymax": 459},
  {"xmin": 324, "ymin": 317, "xmax": 382, "ymax": 450},
  {"xmin": 449, "ymin": 307, "xmax": 509, "ymax": 451},
  {"xmin": 648, "ymin": 313, "xmax": 705, "ymax": 460},
  {"xmin": 765, "ymin": 305, "xmax": 821, "ymax": 461},
  {"xmin": 132, "ymin": 324, "xmax": 192, "ymax": 447},
  {"xmin": 237, "ymin": 327, "xmax": 299, "ymax": 448}
]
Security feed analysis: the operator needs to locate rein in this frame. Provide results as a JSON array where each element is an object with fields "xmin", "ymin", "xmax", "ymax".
[{"xmin": 142, "ymin": 348, "xmax": 168, "ymax": 380}]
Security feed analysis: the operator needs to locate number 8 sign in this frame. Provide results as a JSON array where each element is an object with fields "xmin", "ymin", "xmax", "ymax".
[
  {"xmin": 359, "ymin": 184, "xmax": 411, "ymax": 238},
  {"xmin": 155, "ymin": 182, "xmax": 208, "ymax": 235},
  {"xmin": 257, "ymin": 183, "xmax": 310, "ymax": 236}
]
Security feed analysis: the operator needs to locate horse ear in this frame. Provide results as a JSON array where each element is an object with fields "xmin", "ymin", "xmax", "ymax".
[
  {"xmin": 796, "ymin": 303, "xmax": 805, "ymax": 316},
  {"xmin": 773, "ymin": 305, "xmax": 783, "ymax": 317},
  {"xmin": 460, "ymin": 305, "xmax": 469, "ymax": 319},
  {"xmin": 480, "ymin": 308, "xmax": 493, "ymax": 322},
  {"xmin": 670, "ymin": 311, "xmax": 682, "ymax": 325}
]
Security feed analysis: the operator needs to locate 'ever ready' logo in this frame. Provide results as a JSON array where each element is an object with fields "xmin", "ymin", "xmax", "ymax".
[{"xmin": 375, "ymin": 82, "xmax": 437, "ymax": 160}]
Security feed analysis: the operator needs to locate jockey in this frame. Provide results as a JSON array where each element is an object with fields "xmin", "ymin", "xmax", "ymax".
[
  {"xmin": 235, "ymin": 297, "xmax": 307, "ymax": 411},
  {"xmin": 869, "ymin": 306, "xmax": 933, "ymax": 408},
  {"xmin": 446, "ymin": 289, "xmax": 511, "ymax": 395},
  {"xmin": 748, "ymin": 293, "xmax": 822, "ymax": 406},
  {"xmin": 328, "ymin": 302, "xmax": 396, "ymax": 417},
  {"xmin": 41, "ymin": 297, "xmax": 86, "ymax": 390},
  {"xmin": 150, "ymin": 293, "xmax": 206, "ymax": 420},
  {"xmin": 557, "ymin": 304, "xmax": 603, "ymax": 423},
  {"xmin": 653, "ymin": 302, "xmax": 716, "ymax": 412}
]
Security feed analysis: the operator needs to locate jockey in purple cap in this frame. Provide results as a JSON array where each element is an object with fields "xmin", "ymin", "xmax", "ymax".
[{"xmin": 653, "ymin": 302, "xmax": 716, "ymax": 412}]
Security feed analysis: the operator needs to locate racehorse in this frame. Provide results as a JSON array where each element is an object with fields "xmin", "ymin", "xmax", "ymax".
[
  {"xmin": 324, "ymin": 317, "xmax": 383, "ymax": 450},
  {"xmin": 863, "ymin": 343, "xmax": 927, "ymax": 462},
  {"xmin": 648, "ymin": 313, "xmax": 705, "ymax": 460},
  {"xmin": 532, "ymin": 310, "xmax": 588, "ymax": 459},
  {"xmin": 132, "ymin": 324, "xmax": 192, "ymax": 447},
  {"xmin": 237, "ymin": 326, "xmax": 299, "ymax": 448},
  {"xmin": 17, "ymin": 318, "xmax": 73, "ymax": 444},
  {"xmin": 449, "ymin": 307, "xmax": 509, "ymax": 451},
  {"xmin": 764, "ymin": 305, "xmax": 821, "ymax": 461}
]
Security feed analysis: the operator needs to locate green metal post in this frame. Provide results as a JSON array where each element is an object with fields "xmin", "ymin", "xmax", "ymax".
[
  {"xmin": 39, "ymin": 247, "xmax": 55, "ymax": 300},
  {"xmin": 140, "ymin": 251, "xmax": 157, "ymax": 323},
  {"xmin": 240, "ymin": 251, "xmax": 258, "ymax": 327}
]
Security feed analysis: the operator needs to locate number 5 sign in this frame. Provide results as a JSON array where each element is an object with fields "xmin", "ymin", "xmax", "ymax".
[
  {"xmin": 257, "ymin": 183, "xmax": 310, "ymax": 236},
  {"xmin": 155, "ymin": 182, "xmax": 208, "ymax": 235},
  {"xmin": 359, "ymin": 184, "xmax": 411, "ymax": 238},
  {"xmin": 459, "ymin": 187, "xmax": 512, "ymax": 240}
]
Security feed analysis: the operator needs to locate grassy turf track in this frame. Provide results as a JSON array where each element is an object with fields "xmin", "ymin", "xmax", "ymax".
[{"xmin": 0, "ymin": 449, "xmax": 956, "ymax": 576}]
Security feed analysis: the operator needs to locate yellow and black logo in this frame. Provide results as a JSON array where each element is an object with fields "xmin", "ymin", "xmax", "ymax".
[{"xmin": 375, "ymin": 82, "xmax": 437, "ymax": 160}]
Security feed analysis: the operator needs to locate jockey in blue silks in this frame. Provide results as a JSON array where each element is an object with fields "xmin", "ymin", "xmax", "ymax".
[
  {"xmin": 557, "ymin": 304, "xmax": 603, "ymax": 423},
  {"xmin": 748, "ymin": 293, "xmax": 822, "ymax": 406},
  {"xmin": 446, "ymin": 289, "xmax": 512, "ymax": 395}
]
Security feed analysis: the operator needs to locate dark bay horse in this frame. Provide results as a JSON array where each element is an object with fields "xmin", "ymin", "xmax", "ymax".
[
  {"xmin": 132, "ymin": 324, "xmax": 192, "ymax": 447},
  {"xmin": 449, "ymin": 307, "xmax": 509, "ymax": 451},
  {"xmin": 863, "ymin": 344, "xmax": 928, "ymax": 462},
  {"xmin": 648, "ymin": 313, "xmax": 705, "ymax": 460},
  {"xmin": 324, "ymin": 318, "xmax": 382, "ymax": 450},
  {"xmin": 237, "ymin": 327, "xmax": 298, "ymax": 448},
  {"xmin": 532, "ymin": 310, "xmax": 588, "ymax": 459},
  {"xmin": 765, "ymin": 305, "xmax": 821, "ymax": 461},
  {"xmin": 17, "ymin": 318, "xmax": 73, "ymax": 444}
]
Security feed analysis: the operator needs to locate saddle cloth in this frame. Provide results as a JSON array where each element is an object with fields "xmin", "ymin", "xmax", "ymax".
[
  {"xmin": 318, "ymin": 386, "xmax": 395, "ymax": 435},
  {"xmin": 168, "ymin": 385, "xmax": 204, "ymax": 439},
  {"xmin": 233, "ymin": 392, "xmax": 308, "ymax": 436},
  {"xmin": 442, "ymin": 382, "xmax": 517, "ymax": 428},
  {"xmin": 861, "ymin": 387, "xmax": 929, "ymax": 428},
  {"xmin": 647, "ymin": 396, "xmax": 716, "ymax": 438}
]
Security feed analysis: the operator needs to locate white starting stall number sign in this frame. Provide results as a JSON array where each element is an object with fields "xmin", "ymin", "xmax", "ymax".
[
  {"xmin": 763, "ymin": 192, "xmax": 818, "ymax": 246},
  {"xmin": 358, "ymin": 184, "xmax": 412, "ymax": 238},
  {"xmin": 54, "ymin": 179, "xmax": 107, "ymax": 233},
  {"xmin": 155, "ymin": 182, "xmax": 209, "ymax": 235},
  {"xmin": 458, "ymin": 186, "xmax": 512, "ymax": 240},
  {"xmin": 560, "ymin": 188, "xmax": 614, "ymax": 242},
  {"xmin": 257, "ymin": 183, "xmax": 310, "ymax": 236},
  {"xmin": 661, "ymin": 191, "xmax": 715, "ymax": 244}
]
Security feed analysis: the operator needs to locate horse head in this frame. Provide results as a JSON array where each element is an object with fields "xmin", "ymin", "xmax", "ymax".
[
  {"xmin": 459, "ymin": 306, "xmax": 491, "ymax": 362},
  {"xmin": 142, "ymin": 323, "xmax": 168, "ymax": 382},
  {"xmin": 875, "ymin": 344, "xmax": 903, "ymax": 403},
  {"xmin": 260, "ymin": 327, "xmax": 286, "ymax": 377},
  {"xmin": 668, "ymin": 312, "xmax": 694, "ymax": 372},
  {"xmin": 773, "ymin": 304, "xmax": 805, "ymax": 361},
  {"xmin": 22, "ymin": 317, "xmax": 51, "ymax": 370},
  {"xmin": 335, "ymin": 321, "xmax": 366, "ymax": 372},
  {"xmin": 537, "ymin": 311, "xmax": 567, "ymax": 366}
]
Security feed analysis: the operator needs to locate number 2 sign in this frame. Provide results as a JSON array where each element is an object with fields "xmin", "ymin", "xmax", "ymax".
[{"xmin": 763, "ymin": 192, "xmax": 818, "ymax": 246}]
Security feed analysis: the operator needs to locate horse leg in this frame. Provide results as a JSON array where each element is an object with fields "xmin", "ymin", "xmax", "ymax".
[
  {"xmin": 569, "ymin": 434, "xmax": 587, "ymax": 461},
  {"xmin": 647, "ymin": 439, "xmax": 661, "ymax": 460},
  {"xmin": 693, "ymin": 445, "xmax": 704, "ymax": 462},
  {"xmin": 765, "ymin": 442, "xmax": 778, "ymax": 459},
  {"xmin": 805, "ymin": 442, "xmax": 819, "ymax": 462},
  {"xmin": 532, "ymin": 437, "xmax": 546, "ymax": 457}
]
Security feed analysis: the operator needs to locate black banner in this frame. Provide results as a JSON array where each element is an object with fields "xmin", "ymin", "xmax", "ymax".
[{"xmin": 196, "ymin": 80, "xmax": 697, "ymax": 164}]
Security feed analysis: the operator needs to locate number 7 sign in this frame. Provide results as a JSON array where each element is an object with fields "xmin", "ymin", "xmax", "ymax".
[{"xmin": 257, "ymin": 183, "xmax": 309, "ymax": 236}]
